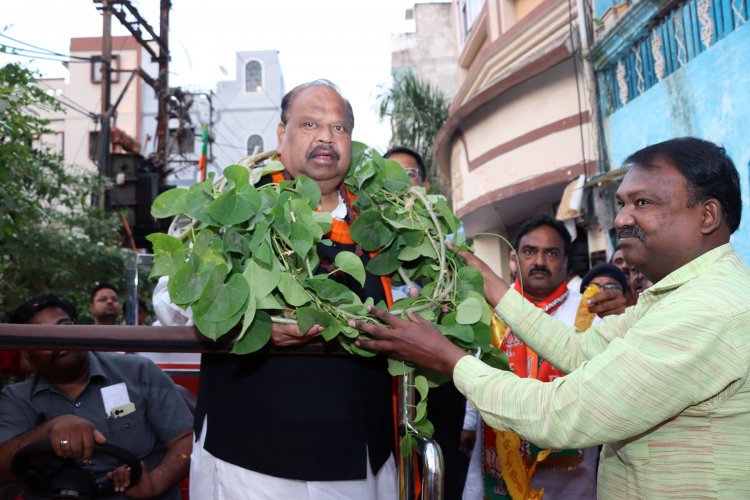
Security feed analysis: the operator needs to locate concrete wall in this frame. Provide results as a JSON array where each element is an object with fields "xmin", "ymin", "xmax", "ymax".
[
  {"xmin": 602, "ymin": 24, "xmax": 750, "ymax": 260},
  {"xmin": 391, "ymin": 2, "xmax": 459, "ymax": 97}
]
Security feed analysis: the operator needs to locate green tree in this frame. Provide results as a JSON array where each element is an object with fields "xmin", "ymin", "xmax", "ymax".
[
  {"xmin": 0, "ymin": 62, "xmax": 126, "ymax": 320},
  {"xmin": 377, "ymin": 71, "xmax": 450, "ymax": 191}
]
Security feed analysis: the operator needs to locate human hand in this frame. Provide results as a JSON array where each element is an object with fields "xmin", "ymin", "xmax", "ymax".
[
  {"xmin": 107, "ymin": 464, "xmax": 135, "ymax": 493},
  {"xmin": 459, "ymin": 430, "xmax": 476, "ymax": 458},
  {"xmin": 120, "ymin": 462, "xmax": 160, "ymax": 498},
  {"xmin": 586, "ymin": 288, "xmax": 627, "ymax": 317},
  {"xmin": 46, "ymin": 414, "xmax": 106, "ymax": 463},
  {"xmin": 350, "ymin": 306, "xmax": 468, "ymax": 377},
  {"xmin": 271, "ymin": 322, "xmax": 323, "ymax": 347},
  {"xmin": 456, "ymin": 249, "xmax": 509, "ymax": 307}
]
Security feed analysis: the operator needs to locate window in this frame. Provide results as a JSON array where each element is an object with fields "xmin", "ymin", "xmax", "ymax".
[
  {"xmin": 90, "ymin": 55, "xmax": 121, "ymax": 83},
  {"xmin": 247, "ymin": 134, "xmax": 264, "ymax": 155},
  {"xmin": 245, "ymin": 60, "xmax": 263, "ymax": 93},
  {"xmin": 457, "ymin": 0, "xmax": 485, "ymax": 43}
]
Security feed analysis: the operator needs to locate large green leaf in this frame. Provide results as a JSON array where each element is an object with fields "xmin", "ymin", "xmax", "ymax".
[
  {"xmin": 456, "ymin": 266, "xmax": 485, "ymax": 299},
  {"xmin": 295, "ymin": 175, "xmax": 321, "ymax": 209},
  {"xmin": 169, "ymin": 256, "xmax": 213, "ymax": 305},
  {"xmin": 387, "ymin": 358, "xmax": 415, "ymax": 376},
  {"xmin": 233, "ymin": 307, "xmax": 273, "ymax": 355},
  {"xmin": 436, "ymin": 322, "xmax": 474, "ymax": 344},
  {"xmin": 278, "ymin": 273, "xmax": 310, "ymax": 306},
  {"xmin": 224, "ymin": 165, "xmax": 250, "ymax": 188},
  {"xmin": 151, "ymin": 188, "xmax": 187, "ymax": 218},
  {"xmin": 381, "ymin": 159, "xmax": 412, "ymax": 192},
  {"xmin": 349, "ymin": 210, "xmax": 394, "ymax": 251},
  {"xmin": 194, "ymin": 301, "xmax": 245, "ymax": 341},
  {"xmin": 242, "ymin": 257, "xmax": 281, "ymax": 300},
  {"xmin": 366, "ymin": 247, "xmax": 402, "ymax": 276},
  {"xmin": 183, "ymin": 185, "xmax": 218, "ymax": 225},
  {"xmin": 311, "ymin": 211, "xmax": 332, "ymax": 236},
  {"xmin": 456, "ymin": 296, "xmax": 483, "ymax": 325},
  {"xmin": 334, "ymin": 251, "xmax": 366, "ymax": 286},
  {"xmin": 256, "ymin": 292, "xmax": 285, "ymax": 310},
  {"xmin": 287, "ymin": 221, "xmax": 313, "ymax": 258},
  {"xmin": 193, "ymin": 268, "xmax": 250, "ymax": 323},
  {"xmin": 304, "ymin": 276, "xmax": 361, "ymax": 306},
  {"xmin": 296, "ymin": 307, "xmax": 336, "ymax": 337},
  {"xmin": 414, "ymin": 375, "xmax": 429, "ymax": 401},
  {"xmin": 207, "ymin": 186, "xmax": 260, "ymax": 226},
  {"xmin": 223, "ymin": 227, "xmax": 250, "ymax": 258},
  {"xmin": 147, "ymin": 233, "xmax": 186, "ymax": 277},
  {"xmin": 397, "ymin": 245, "xmax": 421, "ymax": 262}
]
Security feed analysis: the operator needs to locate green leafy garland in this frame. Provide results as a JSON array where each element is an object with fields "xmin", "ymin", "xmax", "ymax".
[{"xmin": 148, "ymin": 142, "xmax": 509, "ymax": 446}]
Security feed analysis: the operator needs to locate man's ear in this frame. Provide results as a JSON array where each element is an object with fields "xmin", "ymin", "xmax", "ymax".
[
  {"xmin": 700, "ymin": 199, "xmax": 723, "ymax": 234},
  {"xmin": 276, "ymin": 122, "xmax": 286, "ymax": 145}
]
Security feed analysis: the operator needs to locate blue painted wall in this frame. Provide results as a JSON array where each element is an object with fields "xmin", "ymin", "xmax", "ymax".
[
  {"xmin": 594, "ymin": 0, "xmax": 619, "ymax": 20},
  {"xmin": 602, "ymin": 23, "xmax": 750, "ymax": 260}
]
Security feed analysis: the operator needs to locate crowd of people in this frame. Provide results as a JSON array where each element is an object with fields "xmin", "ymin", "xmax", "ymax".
[{"xmin": 0, "ymin": 79, "xmax": 748, "ymax": 500}]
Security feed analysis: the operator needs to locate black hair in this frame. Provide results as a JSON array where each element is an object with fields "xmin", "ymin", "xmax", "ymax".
[
  {"xmin": 580, "ymin": 263, "xmax": 629, "ymax": 294},
  {"xmin": 625, "ymin": 137, "xmax": 741, "ymax": 233},
  {"xmin": 383, "ymin": 146, "xmax": 426, "ymax": 182},
  {"xmin": 9, "ymin": 294, "xmax": 78, "ymax": 324},
  {"xmin": 90, "ymin": 282, "xmax": 118, "ymax": 302},
  {"xmin": 513, "ymin": 214, "xmax": 572, "ymax": 257},
  {"xmin": 280, "ymin": 79, "xmax": 354, "ymax": 132}
]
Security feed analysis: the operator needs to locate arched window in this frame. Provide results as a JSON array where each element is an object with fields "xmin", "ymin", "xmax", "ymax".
[
  {"xmin": 245, "ymin": 60, "xmax": 263, "ymax": 92},
  {"xmin": 247, "ymin": 134, "xmax": 264, "ymax": 155}
]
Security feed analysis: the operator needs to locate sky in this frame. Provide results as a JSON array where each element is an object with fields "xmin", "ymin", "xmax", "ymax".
[{"xmin": 2, "ymin": 0, "xmax": 439, "ymax": 152}]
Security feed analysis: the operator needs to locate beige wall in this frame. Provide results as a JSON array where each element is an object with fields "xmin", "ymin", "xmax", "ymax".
[
  {"xmin": 35, "ymin": 37, "xmax": 145, "ymax": 173},
  {"xmin": 437, "ymin": 0, "xmax": 597, "ymax": 270}
]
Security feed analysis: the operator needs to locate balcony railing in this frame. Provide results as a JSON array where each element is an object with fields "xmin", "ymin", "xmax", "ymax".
[{"xmin": 595, "ymin": 0, "xmax": 748, "ymax": 116}]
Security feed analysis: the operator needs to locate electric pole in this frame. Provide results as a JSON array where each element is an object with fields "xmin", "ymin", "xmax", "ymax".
[
  {"xmin": 99, "ymin": 0, "xmax": 113, "ymax": 209},
  {"xmin": 154, "ymin": 0, "xmax": 170, "ymax": 185}
]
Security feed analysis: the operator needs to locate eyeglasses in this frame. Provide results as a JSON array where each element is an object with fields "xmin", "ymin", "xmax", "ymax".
[
  {"xmin": 590, "ymin": 282, "xmax": 623, "ymax": 292},
  {"xmin": 403, "ymin": 168, "xmax": 421, "ymax": 180}
]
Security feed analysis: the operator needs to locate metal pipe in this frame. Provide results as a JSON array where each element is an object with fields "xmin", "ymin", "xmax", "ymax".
[
  {"xmin": 0, "ymin": 324, "xmax": 354, "ymax": 356},
  {"xmin": 398, "ymin": 373, "xmax": 416, "ymax": 500},
  {"xmin": 416, "ymin": 434, "xmax": 445, "ymax": 500}
]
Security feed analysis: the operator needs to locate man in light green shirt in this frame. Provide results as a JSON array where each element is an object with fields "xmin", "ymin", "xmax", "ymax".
[{"xmin": 352, "ymin": 137, "xmax": 750, "ymax": 498}]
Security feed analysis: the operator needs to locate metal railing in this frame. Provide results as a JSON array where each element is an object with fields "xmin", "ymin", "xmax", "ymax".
[{"xmin": 0, "ymin": 326, "xmax": 445, "ymax": 499}]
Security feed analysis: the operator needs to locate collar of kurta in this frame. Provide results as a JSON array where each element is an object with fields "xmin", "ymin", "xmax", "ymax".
[{"xmin": 639, "ymin": 242, "xmax": 734, "ymax": 303}]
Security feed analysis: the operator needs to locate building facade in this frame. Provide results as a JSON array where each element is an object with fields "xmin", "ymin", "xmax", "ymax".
[
  {"xmin": 141, "ymin": 50, "xmax": 284, "ymax": 187},
  {"xmin": 590, "ymin": 0, "xmax": 750, "ymax": 261},
  {"xmin": 391, "ymin": 2, "xmax": 460, "ymax": 97},
  {"xmin": 38, "ymin": 36, "xmax": 153, "ymax": 174},
  {"xmin": 434, "ymin": 0, "xmax": 598, "ymax": 275}
]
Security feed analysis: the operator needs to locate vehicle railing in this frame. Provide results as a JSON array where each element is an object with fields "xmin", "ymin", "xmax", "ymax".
[{"xmin": 0, "ymin": 324, "xmax": 444, "ymax": 499}]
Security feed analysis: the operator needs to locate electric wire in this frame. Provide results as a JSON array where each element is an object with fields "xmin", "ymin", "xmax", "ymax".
[{"xmin": 0, "ymin": 33, "xmax": 95, "ymax": 61}]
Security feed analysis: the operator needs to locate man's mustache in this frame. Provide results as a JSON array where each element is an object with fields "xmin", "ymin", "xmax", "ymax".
[
  {"xmin": 617, "ymin": 226, "xmax": 646, "ymax": 241},
  {"xmin": 528, "ymin": 266, "xmax": 551, "ymax": 277},
  {"xmin": 307, "ymin": 145, "xmax": 340, "ymax": 161}
]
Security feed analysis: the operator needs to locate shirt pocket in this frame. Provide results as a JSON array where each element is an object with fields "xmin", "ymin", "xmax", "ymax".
[{"xmin": 105, "ymin": 411, "xmax": 150, "ymax": 458}]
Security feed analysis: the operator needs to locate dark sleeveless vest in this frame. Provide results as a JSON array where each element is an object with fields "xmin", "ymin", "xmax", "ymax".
[{"xmin": 194, "ymin": 182, "xmax": 394, "ymax": 481}]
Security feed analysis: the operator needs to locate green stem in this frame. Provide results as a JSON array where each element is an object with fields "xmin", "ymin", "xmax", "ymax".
[{"xmin": 408, "ymin": 188, "xmax": 446, "ymax": 300}]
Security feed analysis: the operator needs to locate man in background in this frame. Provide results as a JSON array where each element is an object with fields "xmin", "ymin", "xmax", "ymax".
[
  {"xmin": 461, "ymin": 215, "xmax": 602, "ymax": 500},
  {"xmin": 89, "ymin": 283, "xmax": 120, "ymax": 326}
]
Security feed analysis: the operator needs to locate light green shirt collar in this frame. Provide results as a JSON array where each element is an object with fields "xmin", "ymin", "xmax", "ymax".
[{"xmin": 639, "ymin": 243, "xmax": 733, "ymax": 301}]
